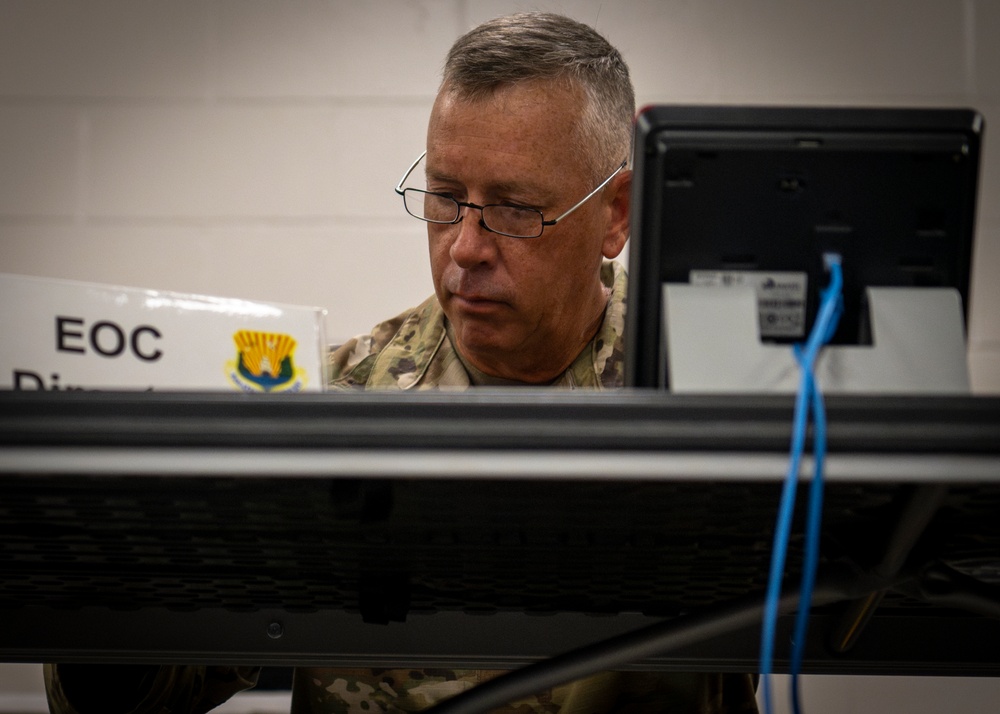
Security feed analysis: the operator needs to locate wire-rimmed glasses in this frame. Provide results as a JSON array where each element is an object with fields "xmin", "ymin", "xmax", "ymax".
[{"xmin": 394, "ymin": 150, "xmax": 627, "ymax": 239}]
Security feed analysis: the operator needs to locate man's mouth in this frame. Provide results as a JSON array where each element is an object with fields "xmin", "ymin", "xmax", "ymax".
[{"xmin": 452, "ymin": 293, "xmax": 506, "ymax": 311}]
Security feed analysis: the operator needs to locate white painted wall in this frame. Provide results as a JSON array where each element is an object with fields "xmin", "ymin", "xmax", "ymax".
[{"xmin": 1, "ymin": 1, "xmax": 998, "ymax": 712}]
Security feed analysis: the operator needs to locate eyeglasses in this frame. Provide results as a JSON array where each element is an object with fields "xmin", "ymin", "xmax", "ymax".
[{"xmin": 394, "ymin": 150, "xmax": 627, "ymax": 239}]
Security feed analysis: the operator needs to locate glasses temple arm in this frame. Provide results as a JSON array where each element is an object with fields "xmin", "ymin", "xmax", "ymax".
[
  {"xmin": 395, "ymin": 150, "xmax": 428, "ymax": 194},
  {"xmin": 544, "ymin": 159, "xmax": 627, "ymax": 226}
]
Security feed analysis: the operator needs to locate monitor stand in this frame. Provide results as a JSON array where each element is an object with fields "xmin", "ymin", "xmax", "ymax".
[{"xmin": 661, "ymin": 284, "xmax": 970, "ymax": 394}]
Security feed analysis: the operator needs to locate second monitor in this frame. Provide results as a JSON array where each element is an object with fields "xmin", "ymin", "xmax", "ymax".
[{"xmin": 625, "ymin": 105, "xmax": 983, "ymax": 390}]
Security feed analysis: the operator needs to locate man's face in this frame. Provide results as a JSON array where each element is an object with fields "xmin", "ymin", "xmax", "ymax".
[{"xmin": 424, "ymin": 80, "xmax": 628, "ymax": 382}]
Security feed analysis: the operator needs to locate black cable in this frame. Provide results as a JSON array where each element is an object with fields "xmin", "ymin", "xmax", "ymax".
[
  {"xmin": 830, "ymin": 484, "xmax": 949, "ymax": 654},
  {"xmin": 425, "ymin": 579, "xmax": 855, "ymax": 714}
]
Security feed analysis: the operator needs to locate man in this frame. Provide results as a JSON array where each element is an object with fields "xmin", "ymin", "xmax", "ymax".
[
  {"xmin": 329, "ymin": 12, "xmax": 632, "ymax": 390},
  {"xmin": 45, "ymin": 12, "xmax": 758, "ymax": 714}
]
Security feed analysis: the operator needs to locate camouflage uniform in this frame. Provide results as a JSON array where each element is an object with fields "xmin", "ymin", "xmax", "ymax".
[
  {"xmin": 290, "ymin": 668, "xmax": 758, "ymax": 714},
  {"xmin": 328, "ymin": 261, "xmax": 627, "ymax": 391},
  {"xmin": 44, "ymin": 261, "xmax": 758, "ymax": 713}
]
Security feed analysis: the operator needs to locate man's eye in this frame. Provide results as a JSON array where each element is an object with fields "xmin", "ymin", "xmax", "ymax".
[
  {"xmin": 494, "ymin": 205, "xmax": 536, "ymax": 217},
  {"xmin": 496, "ymin": 202, "xmax": 537, "ymax": 212},
  {"xmin": 428, "ymin": 188, "xmax": 461, "ymax": 201}
]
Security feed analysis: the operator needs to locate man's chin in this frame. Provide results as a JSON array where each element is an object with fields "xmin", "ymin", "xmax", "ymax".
[
  {"xmin": 453, "ymin": 331, "xmax": 510, "ymax": 359},
  {"xmin": 450, "ymin": 323, "xmax": 517, "ymax": 362}
]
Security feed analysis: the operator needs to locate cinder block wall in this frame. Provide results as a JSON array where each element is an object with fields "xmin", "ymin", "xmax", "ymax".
[
  {"xmin": 1, "ymin": 0, "xmax": 998, "ymax": 390},
  {"xmin": 1, "ymin": 3, "xmax": 999, "ymax": 712}
]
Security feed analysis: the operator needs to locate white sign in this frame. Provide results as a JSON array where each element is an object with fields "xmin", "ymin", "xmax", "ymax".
[{"xmin": 1, "ymin": 273, "xmax": 328, "ymax": 392}]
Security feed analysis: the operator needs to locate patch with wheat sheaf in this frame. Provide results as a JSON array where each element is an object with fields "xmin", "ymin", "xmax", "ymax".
[{"xmin": 226, "ymin": 330, "xmax": 306, "ymax": 392}]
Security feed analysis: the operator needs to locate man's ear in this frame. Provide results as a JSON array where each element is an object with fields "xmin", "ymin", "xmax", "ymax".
[{"xmin": 601, "ymin": 169, "xmax": 631, "ymax": 260}]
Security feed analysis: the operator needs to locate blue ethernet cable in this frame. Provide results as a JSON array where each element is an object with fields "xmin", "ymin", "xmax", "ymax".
[
  {"xmin": 788, "ymin": 356, "xmax": 825, "ymax": 714},
  {"xmin": 760, "ymin": 255, "xmax": 844, "ymax": 714},
  {"xmin": 790, "ymin": 260, "xmax": 843, "ymax": 714}
]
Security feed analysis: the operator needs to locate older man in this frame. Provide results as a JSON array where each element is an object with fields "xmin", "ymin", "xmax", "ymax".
[
  {"xmin": 45, "ymin": 12, "xmax": 758, "ymax": 714},
  {"xmin": 329, "ymin": 11, "xmax": 631, "ymax": 390}
]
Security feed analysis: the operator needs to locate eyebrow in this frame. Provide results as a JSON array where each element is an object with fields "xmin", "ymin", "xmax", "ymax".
[{"xmin": 425, "ymin": 169, "xmax": 559, "ymax": 206}]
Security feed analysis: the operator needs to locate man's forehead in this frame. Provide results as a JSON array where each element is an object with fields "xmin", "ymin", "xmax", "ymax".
[{"xmin": 426, "ymin": 83, "xmax": 588, "ymax": 192}]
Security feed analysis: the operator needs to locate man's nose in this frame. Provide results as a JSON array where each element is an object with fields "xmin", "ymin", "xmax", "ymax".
[{"xmin": 449, "ymin": 207, "xmax": 498, "ymax": 268}]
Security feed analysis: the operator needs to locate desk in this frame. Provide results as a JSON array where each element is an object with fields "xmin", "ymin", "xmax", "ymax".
[{"xmin": 1, "ymin": 390, "xmax": 998, "ymax": 676}]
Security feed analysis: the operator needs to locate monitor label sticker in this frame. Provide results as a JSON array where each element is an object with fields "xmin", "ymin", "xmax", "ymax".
[{"xmin": 689, "ymin": 270, "xmax": 808, "ymax": 338}]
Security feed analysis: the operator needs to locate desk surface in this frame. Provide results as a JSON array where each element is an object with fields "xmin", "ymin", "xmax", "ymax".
[{"xmin": 1, "ymin": 390, "xmax": 999, "ymax": 675}]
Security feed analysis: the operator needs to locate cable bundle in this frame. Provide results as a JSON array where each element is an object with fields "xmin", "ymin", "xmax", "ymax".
[{"xmin": 759, "ymin": 254, "xmax": 844, "ymax": 714}]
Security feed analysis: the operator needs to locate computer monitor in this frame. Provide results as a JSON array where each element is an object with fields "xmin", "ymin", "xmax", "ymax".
[{"xmin": 625, "ymin": 105, "xmax": 983, "ymax": 388}]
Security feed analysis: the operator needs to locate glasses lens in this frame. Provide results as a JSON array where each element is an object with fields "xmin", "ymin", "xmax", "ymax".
[
  {"xmin": 403, "ymin": 190, "xmax": 459, "ymax": 223},
  {"xmin": 482, "ymin": 205, "xmax": 543, "ymax": 238}
]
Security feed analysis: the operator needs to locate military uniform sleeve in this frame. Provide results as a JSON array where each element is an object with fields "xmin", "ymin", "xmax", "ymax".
[
  {"xmin": 327, "ymin": 333, "xmax": 379, "ymax": 388},
  {"xmin": 44, "ymin": 664, "xmax": 260, "ymax": 714},
  {"xmin": 327, "ymin": 304, "xmax": 422, "ymax": 389}
]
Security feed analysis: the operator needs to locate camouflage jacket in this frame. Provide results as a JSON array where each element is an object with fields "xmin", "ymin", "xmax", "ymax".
[
  {"xmin": 45, "ymin": 664, "xmax": 757, "ymax": 714},
  {"xmin": 44, "ymin": 261, "xmax": 758, "ymax": 713},
  {"xmin": 327, "ymin": 262, "xmax": 627, "ymax": 390}
]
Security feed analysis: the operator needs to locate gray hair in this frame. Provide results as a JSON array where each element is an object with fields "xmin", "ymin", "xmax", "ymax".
[{"xmin": 441, "ymin": 12, "xmax": 635, "ymax": 181}]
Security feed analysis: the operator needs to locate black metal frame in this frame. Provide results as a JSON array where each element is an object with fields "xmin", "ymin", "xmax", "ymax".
[{"xmin": 1, "ymin": 390, "xmax": 999, "ymax": 676}]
